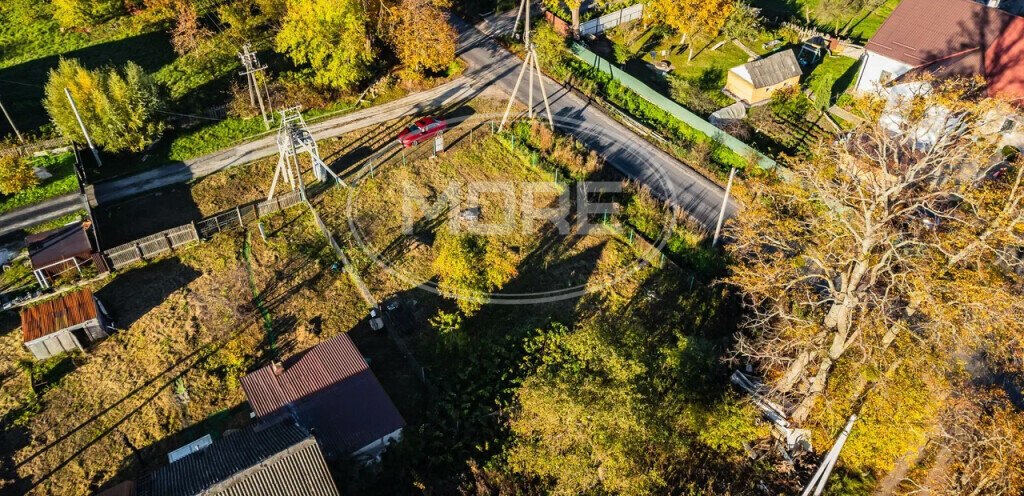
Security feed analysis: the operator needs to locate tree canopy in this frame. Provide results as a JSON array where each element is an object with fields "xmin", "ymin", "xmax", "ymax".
[
  {"xmin": 388, "ymin": 0, "xmax": 457, "ymax": 77},
  {"xmin": 276, "ymin": 0, "xmax": 375, "ymax": 90},
  {"xmin": 43, "ymin": 59, "xmax": 164, "ymax": 153},
  {"xmin": 725, "ymin": 78, "xmax": 1024, "ymax": 477}
]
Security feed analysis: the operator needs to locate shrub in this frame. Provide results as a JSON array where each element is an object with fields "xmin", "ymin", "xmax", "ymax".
[{"xmin": 0, "ymin": 154, "xmax": 39, "ymax": 195}]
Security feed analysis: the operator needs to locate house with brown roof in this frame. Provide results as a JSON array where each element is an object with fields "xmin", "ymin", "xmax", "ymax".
[
  {"xmin": 725, "ymin": 49, "xmax": 803, "ymax": 105},
  {"xmin": 26, "ymin": 220, "xmax": 107, "ymax": 289},
  {"xmin": 855, "ymin": 0, "xmax": 1024, "ymax": 101},
  {"xmin": 240, "ymin": 333, "xmax": 406, "ymax": 462},
  {"xmin": 21, "ymin": 288, "xmax": 113, "ymax": 360}
]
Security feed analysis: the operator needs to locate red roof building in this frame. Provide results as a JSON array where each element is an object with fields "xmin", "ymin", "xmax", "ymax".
[
  {"xmin": 240, "ymin": 334, "xmax": 406, "ymax": 462},
  {"xmin": 856, "ymin": 0, "xmax": 1024, "ymax": 100}
]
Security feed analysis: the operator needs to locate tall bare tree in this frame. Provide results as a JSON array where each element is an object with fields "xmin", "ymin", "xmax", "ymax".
[{"xmin": 725, "ymin": 78, "xmax": 1024, "ymax": 430}]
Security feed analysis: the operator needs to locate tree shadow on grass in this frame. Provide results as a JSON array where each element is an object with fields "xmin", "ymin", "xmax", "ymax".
[
  {"xmin": 0, "ymin": 30, "xmax": 176, "ymax": 135},
  {"xmin": 94, "ymin": 258, "xmax": 201, "ymax": 330}
]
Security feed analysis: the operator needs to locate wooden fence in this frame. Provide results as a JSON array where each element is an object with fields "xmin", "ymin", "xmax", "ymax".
[
  {"xmin": 0, "ymin": 138, "xmax": 69, "ymax": 158},
  {"xmin": 104, "ymin": 189, "xmax": 305, "ymax": 270}
]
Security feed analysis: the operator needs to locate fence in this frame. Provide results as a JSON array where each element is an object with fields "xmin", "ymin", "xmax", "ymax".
[
  {"xmin": 579, "ymin": 3, "xmax": 644, "ymax": 36},
  {"xmin": 568, "ymin": 43, "xmax": 777, "ymax": 169},
  {"xmin": 0, "ymin": 137, "xmax": 70, "ymax": 158},
  {"xmin": 104, "ymin": 189, "xmax": 305, "ymax": 269}
]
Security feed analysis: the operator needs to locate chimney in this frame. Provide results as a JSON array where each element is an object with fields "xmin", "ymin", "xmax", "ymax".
[
  {"xmin": 988, "ymin": 0, "xmax": 1001, "ymax": 8},
  {"xmin": 271, "ymin": 362, "xmax": 285, "ymax": 376}
]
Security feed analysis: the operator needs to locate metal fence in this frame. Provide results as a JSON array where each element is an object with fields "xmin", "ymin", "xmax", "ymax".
[
  {"xmin": 104, "ymin": 189, "xmax": 305, "ymax": 270},
  {"xmin": 568, "ymin": 43, "xmax": 777, "ymax": 169},
  {"xmin": 579, "ymin": 3, "xmax": 644, "ymax": 36},
  {"xmin": 0, "ymin": 138, "xmax": 70, "ymax": 158}
]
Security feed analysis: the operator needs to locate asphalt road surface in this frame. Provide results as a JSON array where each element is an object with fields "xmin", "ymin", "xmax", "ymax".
[{"xmin": 0, "ymin": 11, "xmax": 734, "ymax": 235}]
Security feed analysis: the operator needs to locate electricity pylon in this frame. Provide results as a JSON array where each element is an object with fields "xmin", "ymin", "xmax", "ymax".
[
  {"xmin": 498, "ymin": 0, "xmax": 554, "ymax": 131},
  {"xmin": 239, "ymin": 43, "xmax": 273, "ymax": 130},
  {"xmin": 268, "ymin": 107, "xmax": 341, "ymax": 200}
]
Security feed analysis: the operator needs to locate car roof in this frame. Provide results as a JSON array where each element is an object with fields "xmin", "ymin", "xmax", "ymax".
[{"xmin": 416, "ymin": 117, "xmax": 436, "ymax": 126}]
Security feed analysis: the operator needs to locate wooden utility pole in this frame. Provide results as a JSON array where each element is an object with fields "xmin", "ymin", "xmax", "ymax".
[
  {"xmin": 238, "ymin": 43, "xmax": 273, "ymax": 130},
  {"xmin": 0, "ymin": 96, "xmax": 23, "ymax": 143},
  {"xmin": 65, "ymin": 88, "xmax": 102, "ymax": 167}
]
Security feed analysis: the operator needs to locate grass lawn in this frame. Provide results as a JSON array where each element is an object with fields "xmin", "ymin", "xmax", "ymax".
[
  {"xmin": 0, "ymin": 152, "xmax": 79, "ymax": 215},
  {"xmin": 748, "ymin": 0, "xmax": 901, "ymax": 43},
  {"xmin": 806, "ymin": 55, "xmax": 862, "ymax": 102}
]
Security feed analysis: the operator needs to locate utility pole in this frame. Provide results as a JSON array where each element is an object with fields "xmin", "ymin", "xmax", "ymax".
[
  {"xmin": 238, "ymin": 43, "xmax": 272, "ymax": 130},
  {"xmin": 65, "ymin": 88, "xmax": 102, "ymax": 167},
  {"xmin": 712, "ymin": 167, "xmax": 736, "ymax": 246},
  {"xmin": 800, "ymin": 414, "xmax": 857, "ymax": 496},
  {"xmin": 499, "ymin": 0, "xmax": 554, "ymax": 131},
  {"xmin": 0, "ymin": 96, "xmax": 23, "ymax": 143},
  {"xmin": 268, "ymin": 106, "xmax": 345, "ymax": 200}
]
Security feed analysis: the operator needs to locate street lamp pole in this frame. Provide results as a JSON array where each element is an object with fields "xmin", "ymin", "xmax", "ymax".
[{"xmin": 712, "ymin": 167, "xmax": 736, "ymax": 247}]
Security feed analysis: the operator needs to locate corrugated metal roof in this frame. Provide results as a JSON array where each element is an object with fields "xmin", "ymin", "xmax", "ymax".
[
  {"xmin": 27, "ymin": 221, "xmax": 93, "ymax": 270},
  {"xmin": 94, "ymin": 481, "xmax": 135, "ymax": 496},
  {"xmin": 866, "ymin": 0, "xmax": 1015, "ymax": 66},
  {"xmin": 985, "ymin": 16, "xmax": 1024, "ymax": 99},
  {"xmin": 743, "ymin": 49, "xmax": 802, "ymax": 88},
  {"xmin": 136, "ymin": 421, "xmax": 339, "ymax": 496},
  {"xmin": 21, "ymin": 289, "xmax": 98, "ymax": 342},
  {"xmin": 241, "ymin": 334, "xmax": 370, "ymax": 417},
  {"xmin": 241, "ymin": 334, "xmax": 406, "ymax": 456}
]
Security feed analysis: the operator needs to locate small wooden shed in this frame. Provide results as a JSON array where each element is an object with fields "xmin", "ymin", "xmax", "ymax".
[
  {"xmin": 21, "ymin": 288, "xmax": 112, "ymax": 360},
  {"xmin": 726, "ymin": 49, "xmax": 803, "ymax": 105}
]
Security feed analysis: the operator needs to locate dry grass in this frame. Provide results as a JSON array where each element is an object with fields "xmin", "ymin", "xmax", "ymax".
[{"xmin": 0, "ymin": 204, "xmax": 369, "ymax": 494}]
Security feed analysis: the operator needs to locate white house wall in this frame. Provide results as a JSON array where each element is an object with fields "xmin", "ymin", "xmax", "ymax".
[
  {"xmin": 855, "ymin": 51, "xmax": 914, "ymax": 93},
  {"xmin": 352, "ymin": 428, "xmax": 403, "ymax": 463}
]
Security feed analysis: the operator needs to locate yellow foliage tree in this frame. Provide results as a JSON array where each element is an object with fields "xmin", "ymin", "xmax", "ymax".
[
  {"xmin": 648, "ymin": 0, "xmax": 734, "ymax": 60},
  {"xmin": 0, "ymin": 153, "xmax": 38, "ymax": 195},
  {"xmin": 387, "ymin": 0, "xmax": 457, "ymax": 77}
]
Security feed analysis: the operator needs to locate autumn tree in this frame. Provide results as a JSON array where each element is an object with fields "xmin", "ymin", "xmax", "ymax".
[
  {"xmin": 648, "ymin": 0, "xmax": 734, "ymax": 61},
  {"xmin": 0, "ymin": 153, "xmax": 38, "ymax": 195},
  {"xmin": 52, "ymin": 0, "xmax": 124, "ymax": 28},
  {"xmin": 276, "ymin": 0, "xmax": 374, "ymax": 90},
  {"xmin": 44, "ymin": 59, "xmax": 163, "ymax": 153},
  {"xmin": 387, "ymin": 0, "xmax": 457, "ymax": 77},
  {"xmin": 724, "ymin": 79, "xmax": 1024, "ymax": 471},
  {"xmin": 432, "ymin": 232, "xmax": 518, "ymax": 315},
  {"xmin": 816, "ymin": 0, "xmax": 865, "ymax": 36},
  {"xmin": 170, "ymin": 2, "xmax": 213, "ymax": 55}
]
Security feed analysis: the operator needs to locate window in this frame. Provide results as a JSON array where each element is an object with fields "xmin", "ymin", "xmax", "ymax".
[
  {"xmin": 879, "ymin": 70, "xmax": 894, "ymax": 85},
  {"xmin": 1001, "ymin": 118, "xmax": 1017, "ymax": 133}
]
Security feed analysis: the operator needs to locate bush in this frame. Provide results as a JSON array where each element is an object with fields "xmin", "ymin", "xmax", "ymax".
[
  {"xmin": 0, "ymin": 154, "xmax": 39, "ymax": 195},
  {"xmin": 52, "ymin": 0, "xmax": 125, "ymax": 28}
]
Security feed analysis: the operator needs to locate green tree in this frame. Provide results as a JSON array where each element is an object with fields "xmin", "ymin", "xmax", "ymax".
[
  {"xmin": 43, "ymin": 59, "xmax": 163, "ymax": 153},
  {"xmin": 276, "ymin": 0, "xmax": 374, "ymax": 90},
  {"xmin": 432, "ymin": 232, "xmax": 518, "ymax": 315},
  {"xmin": 52, "ymin": 0, "xmax": 124, "ymax": 28},
  {"xmin": 0, "ymin": 154, "xmax": 38, "ymax": 195}
]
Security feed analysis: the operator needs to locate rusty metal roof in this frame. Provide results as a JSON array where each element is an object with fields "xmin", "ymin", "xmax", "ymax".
[
  {"xmin": 21, "ymin": 288, "xmax": 98, "ymax": 343},
  {"xmin": 866, "ymin": 0, "xmax": 1016, "ymax": 66},
  {"xmin": 241, "ymin": 334, "xmax": 406, "ymax": 456},
  {"xmin": 26, "ymin": 221, "xmax": 93, "ymax": 270}
]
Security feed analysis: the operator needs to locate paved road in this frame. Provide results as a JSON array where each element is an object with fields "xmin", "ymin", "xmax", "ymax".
[
  {"xmin": 456, "ymin": 15, "xmax": 734, "ymax": 228},
  {"xmin": 1, "ymin": 12, "xmax": 733, "ymax": 234},
  {"xmin": 0, "ymin": 194, "xmax": 86, "ymax": 237}
]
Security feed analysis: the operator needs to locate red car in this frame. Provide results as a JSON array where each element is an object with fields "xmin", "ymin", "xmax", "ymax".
[{"xmin": 397, "ymin": 116, "xmax": 447, "ymax": 147}]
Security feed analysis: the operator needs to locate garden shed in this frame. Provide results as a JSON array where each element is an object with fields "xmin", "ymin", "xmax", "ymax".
[
  {"xmin": 21, "ymin": 288, "xmax": 113, "ymax": 360},
  {"xmin": 726, "ymin": 49, "xmax": 803, "ymax": 105},
  {"xmin": 26, "ymin": 220, "xmax": 106, "ymax": 288}
]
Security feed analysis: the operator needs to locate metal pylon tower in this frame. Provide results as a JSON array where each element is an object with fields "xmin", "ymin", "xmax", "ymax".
[
  {"xmin": 499, "ymin": 0, "xmax": 555, "ymax": 131},
  {"xmin": 268, "ymin": 107, "xmax": 340, "ymax": 200},
  {"xmin": 239, "ymin": 43, "xmax": 273, "ymax": 130}
]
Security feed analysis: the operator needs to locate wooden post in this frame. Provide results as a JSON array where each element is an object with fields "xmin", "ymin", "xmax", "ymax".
[{"xmin": 236, "ymin": 205, "xmax": 244, "ymax": 227}]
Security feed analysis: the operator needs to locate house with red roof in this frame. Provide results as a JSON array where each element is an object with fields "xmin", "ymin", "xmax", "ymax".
[
  {"xmin": 855, "ymin": 0, "xmax": 1024, "ymax": 102},
  {"xmin": 240, "ymin": 333, "xmax": 406, "ymax": 463}
]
